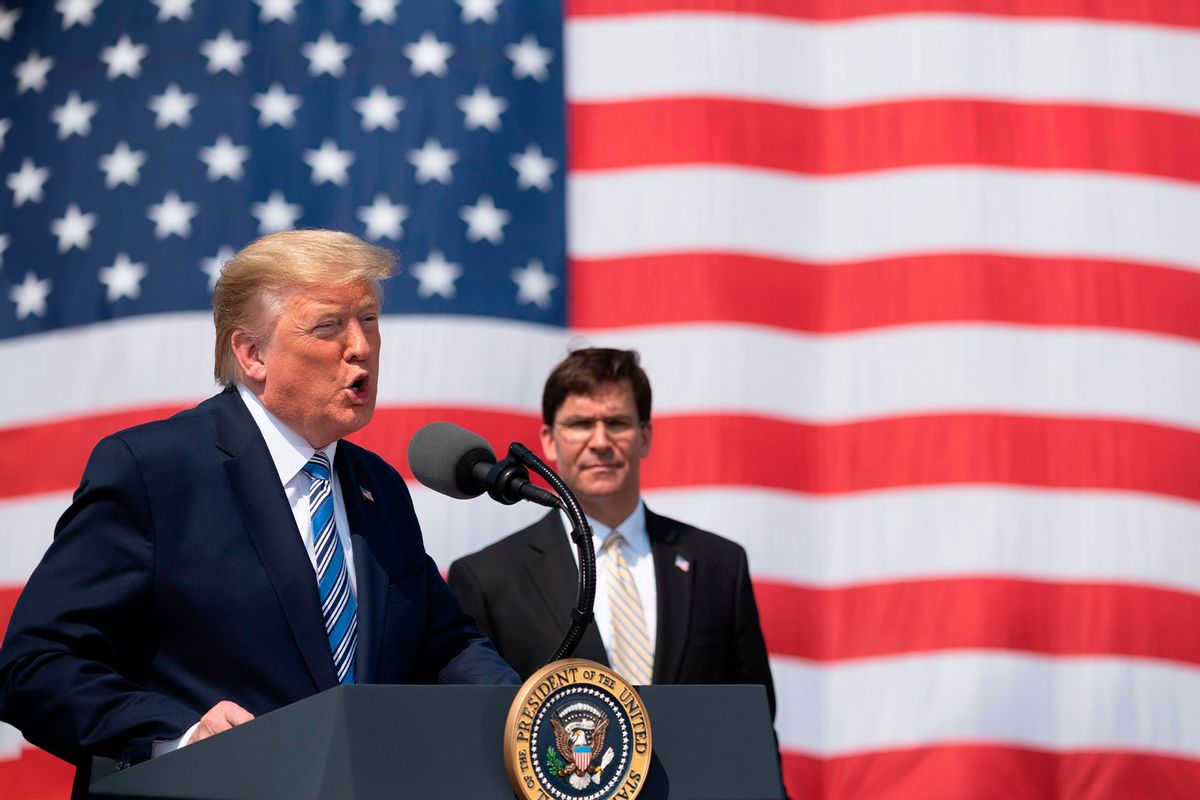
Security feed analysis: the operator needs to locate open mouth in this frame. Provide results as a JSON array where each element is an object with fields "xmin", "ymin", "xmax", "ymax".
[{"xmin": 348, "ymin": 375, "xmax": 370, "ymax": 401}]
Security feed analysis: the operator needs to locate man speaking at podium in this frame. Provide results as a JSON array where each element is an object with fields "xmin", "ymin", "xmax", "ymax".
[
  {"xmin": 0, "ymin": 230, "xmax": 517, "ymax": 792},
  {"xmin": 448, "ymin": 348, "xmax": 775, "ymax": 715}
]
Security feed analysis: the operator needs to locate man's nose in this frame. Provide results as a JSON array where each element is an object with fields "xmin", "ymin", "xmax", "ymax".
[
  {"xmin": 586, "ymin": 421, "xmax": 614, "ymax": 448},
  {"xmin": 344, "ymin": 321, "xmax": 370, "ymax": 360}
]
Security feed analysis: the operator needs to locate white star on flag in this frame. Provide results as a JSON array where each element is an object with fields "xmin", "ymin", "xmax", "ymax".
[
  {"xmin": 354, "ymin": 86, "xmax": 404, "ymax": 132},
  {"xmin": 251, "ymin": 83, "xmax": 302, "ymax": 129},
  {"xmin": 8, "ymin": 158, "xmax": 51, "ymax": 206},
  {"xmin": 457, "ymin": 85, "xmax": 507, "ymax": 132},
  {"xmin": 15, "ymin": 51, "xmax": 54, "ymax": 94},
  {"xmin": 458, "ymin": 0, "xmax": 501, "ymax": 24},
  {"xmin": 98, "ymin": 141, "xmax": 147, "ymax": 188},
  {"xmin": 251, "ymin": 191, "xmax": 302, "ymax": 234},
  {"xmin": 0, "ymin": 118, "xmax": 9, "ymax": 151},
  {"xmin": 512, "ymin": 258, "xmax": 557, "ymax": 309},
  {"xmin": 150, "ymin": 0, "xmax": 195, "ymax": 22},
  {"xmin": 459, "ymin": 195, "xmax": 510, "ymax": 244},
  {"xmin": 51, "ymin": 92, "xmax": 99, "ymax": 140},
  {"xmin": 100, "ymin": 35, "xmax": 149, "ymax": 80},
  {"xmin": 411, "ymin": 250, "xmax": 463, "ymax": 300},
  {"xmin": 149, "ymin": 83, "xmax": 198, "ymax": 129},
  {"xmin": 357, "ymin": 195, "xmax": 409, "ymax": 241},
  {"xmin": 51, "ymin": 204, "xmax": 98, "ymax": 253},
  {"xmin": 303, "ymin": 139, "xmax": 354, "ymax": 186},
  {"xmin": 0, "ymin": 233, "xmax": 9, "ymax": 267},
  {"xmin": 510, "ymin": 143, "xmax": 556, "ymax": 192},
  {"xmin": 99, "ymin": 252, "xmax": 149, "ymax": 302},
  {"xmin": 55, "ymin": 0, "xmax": 100, "ymax": 30},
  {"xmin": 8, "ymin": 271, "xmax": 52, "ymax": 320},
  {"xmin": 302, "ymin": 31, "xmax": 352, "ymax": 77},
  {"xmin": 408, "ymin": 138, "xmax": 458, "ymax": 185},
  {"xmin": 354, "ymin": 0, "xmax": 400, "ymax": 24},
  {"xmin": 201, "ymin": 245, "xmax": 235, "ymax": 292},
  {"xmin": 505, "ymin": 34, "xmax": 553, "ymax": 82},
  {"xmin": 147, "ymin": 191, "xmax": 198, "ymax": 239},
  {"xmin": 404, "ymin": 32, "xmax": 453, "ymax": 77},
  {"xmin": 0, "ymin": 6, "xmax": 21, "ymax": 41},
  {"xmin": 254, "ymin": 0, "xmax": 299, "ymax": 24},
  {"xmin": 199, "ymin": 135, "xmax": 249, "ymax": 182},
  {"xmin": 200, "ymin": 30, "xmax": 250, "ymax": 75}
]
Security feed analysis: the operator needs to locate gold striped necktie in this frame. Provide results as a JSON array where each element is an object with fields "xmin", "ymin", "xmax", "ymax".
[{"xmin": 602, "ymin": 531, "xmax": 653, "ymax": 685}]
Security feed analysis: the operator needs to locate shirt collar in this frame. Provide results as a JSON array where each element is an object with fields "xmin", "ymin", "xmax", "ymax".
[
  {"xmin": 561, "ymin": 501, "xmax": 650, "ymax": 557},
  {"xmin": 236, "ymin": 383, "xmax": 339, "ymax": 486}
]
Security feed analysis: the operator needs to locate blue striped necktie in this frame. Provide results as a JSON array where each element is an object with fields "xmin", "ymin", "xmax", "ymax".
[{"xmin": 302, "ymin": 451, "xmax": 357, "ymax": 685}]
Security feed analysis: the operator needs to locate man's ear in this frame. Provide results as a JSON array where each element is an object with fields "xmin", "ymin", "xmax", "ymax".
[
  {"xmin": 539, "ymin": 423, "xmax": 558, "ymax": 465},
  {"xmin": 230, "ymin": 330, "xmax": 267, "ymax": 383},
  {"xmin": 638, "ymin": 419, "xmax": 652, "ymax": 458}
]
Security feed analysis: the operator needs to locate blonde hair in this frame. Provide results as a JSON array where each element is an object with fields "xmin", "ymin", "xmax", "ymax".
[{"xmin": 212, "ymin": 229, "xmax": 397, "ymax": 387}]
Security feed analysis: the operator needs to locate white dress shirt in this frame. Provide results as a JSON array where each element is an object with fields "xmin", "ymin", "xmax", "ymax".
[
  {"xmin": 562, "ymin": 502, "xmax": 658, "ymax": 670},
  {"xmin": 236, "ymin": 383, "xmax": 358, "ymax": 593}
]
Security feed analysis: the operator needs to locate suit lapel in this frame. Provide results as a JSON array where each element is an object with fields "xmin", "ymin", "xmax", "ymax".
[
  {"xmin": 216, "ymin": 390, "xmax": 338, "ymax": 692},
  {"xmin": 334, "ymin": 450, "xmax": 388, "ymax": 684},
  {"xmin": 524, "ymin": 512, "xmax": 609, "ymax": 665},
  {"xmin": 648, "ymin": 509, "xmax": 693, "ymax": 684}
]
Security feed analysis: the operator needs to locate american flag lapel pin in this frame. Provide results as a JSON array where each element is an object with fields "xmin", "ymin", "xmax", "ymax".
[
  {"xmin": 360, "ymin": 486, "xmax": 374, "ymax": 503},
  {"xmin": 674, "ymin": 554, "xmax": 690, "ymax": 573}
]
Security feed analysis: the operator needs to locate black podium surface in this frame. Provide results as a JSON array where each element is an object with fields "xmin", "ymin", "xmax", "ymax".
[{"xmin": 90, "ymin": 684, "xmax": 783, "ymax": 800}]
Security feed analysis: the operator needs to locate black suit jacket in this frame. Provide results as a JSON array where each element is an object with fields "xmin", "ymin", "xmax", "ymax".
[
  {"xmin": 448, "ymin": 507, "xmax": 775, "ymax": 716},
  {"xmin": 0, "ymin": 389, "xmax": 516, "ymax": 780}
]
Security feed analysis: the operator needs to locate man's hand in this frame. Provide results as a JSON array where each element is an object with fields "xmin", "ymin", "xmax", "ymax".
[{"xmin": 186, "ymin": 700, "xmax": 255, "ymax": 744}]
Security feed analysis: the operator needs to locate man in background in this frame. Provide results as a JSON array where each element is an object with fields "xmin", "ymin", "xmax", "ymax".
[
  {"xmin": 0, "ymin": 230, "xmax": 516, "ymax": 794},
  {"xmin": 448, "ymin": 347, "xmax": 775, "ymax": 714}
]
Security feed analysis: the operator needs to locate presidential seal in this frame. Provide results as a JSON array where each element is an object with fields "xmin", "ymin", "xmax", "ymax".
[{"xmin": 504, "ymin": 659, "xmax": 652, "ymax": 800}]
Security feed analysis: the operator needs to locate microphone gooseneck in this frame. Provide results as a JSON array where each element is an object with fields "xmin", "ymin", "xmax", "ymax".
[{"xmin": 507, "ymin": 442, "xmax": 596, "ymax": 663}]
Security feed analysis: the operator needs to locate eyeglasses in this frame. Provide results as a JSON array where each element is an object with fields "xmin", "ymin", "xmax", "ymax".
[{"xmin": 553, "ymin": 416, "xmax": 645, "ymax": 444}]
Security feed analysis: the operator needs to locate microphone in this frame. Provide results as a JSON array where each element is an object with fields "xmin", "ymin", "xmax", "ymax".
[{"xmin": 407, "ymin": 422, "xmax": 561, "ymax": 509}]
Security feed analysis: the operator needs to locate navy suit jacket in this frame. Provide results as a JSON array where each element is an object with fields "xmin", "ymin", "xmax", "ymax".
[
  {"xmin": 0, "ymin": 389, "xmax": 516, "ymax": 775},
  {"xmin": 447, "ymin": 508, "xmax": 775, "ymax": 717}
]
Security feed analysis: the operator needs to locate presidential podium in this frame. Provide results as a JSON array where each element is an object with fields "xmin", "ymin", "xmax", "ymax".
[{"xmin": 88, "ymin": 684, "xmax": 784, "ymax": 799}]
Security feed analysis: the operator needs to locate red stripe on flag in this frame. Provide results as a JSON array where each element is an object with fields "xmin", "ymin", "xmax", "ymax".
[
  {"xmin": 570, "ymin": 99, "xmax": 1200, "ymax": 182},
  {"xmin": 353, "ymin": 412, "xmax": 1200, "ymax": 501},
  {"xmin": 566, "ymin": 0, "xmax": 1200, "ymax": 28},
  {"xmin": 756, "ymin": 578, "xmax": 1200, "ymax": 664},
  {"xmin": 6, "ymin": 410, "xmax": 1200, "ymax": 501},
  {"xmin": 639, "ymin": 414, "xmax": 1200, "ymax": 500},
  {"xmin": 0, "ymin": 746, "xmax": 75, "ymax": 800},
  {"xmin": 569, "ymin": 252, "xmax": 1200, "ymax": 338},
  {"xmin": 0, "ymin": 405, "xmax": 540, "ymax": 500},
  {"xmin": 781, "ymin": 746, "xmax": 1200, "ymax": 800},
  {"xmin": 365, "ymin": 413, "xmax": 1200, "ymax": 500},
  {"xmin": 0, "ymin": 406, "xmax": 190, "ymax": 500}
]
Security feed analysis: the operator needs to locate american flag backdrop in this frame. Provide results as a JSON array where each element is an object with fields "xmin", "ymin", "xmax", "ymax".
[{"xmin": 2, "ymin": 0, "xmax": 1200, "ymax": 798}]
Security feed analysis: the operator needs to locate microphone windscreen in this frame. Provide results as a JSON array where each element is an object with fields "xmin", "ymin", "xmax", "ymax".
[{"xmin": 407, "ymin": 422, "xmax": 496, "ymax": 499}]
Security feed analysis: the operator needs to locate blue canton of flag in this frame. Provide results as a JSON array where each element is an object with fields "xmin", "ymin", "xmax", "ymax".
[{"xmin": 0, "ymin": 0, "xmax": 566, "ymax": 339}]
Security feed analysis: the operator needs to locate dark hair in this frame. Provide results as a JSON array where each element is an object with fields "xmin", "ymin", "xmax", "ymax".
[{"xmin": 542, "ymin": 348, "xmax": 652, "ymax": 424}]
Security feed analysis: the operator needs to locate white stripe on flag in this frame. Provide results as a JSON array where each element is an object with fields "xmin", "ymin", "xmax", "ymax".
[
  {"xmin": 772, "ymin": 651, "xmax": 1200, "ymax": 757},
  {"xmin": 568, "ymin": 166, "xmax": 1200, "ymax": 270},
  {"xmin": 7, "ymin": 486, "xmax": 1198, "ymax": 593},
  {"xmin": 566, "ymin": 13, "xmax": 1200, "ymax": 113},
  {"xmin": 4, "ymin": 316, "xmax": 1199, "ymax": 431}
]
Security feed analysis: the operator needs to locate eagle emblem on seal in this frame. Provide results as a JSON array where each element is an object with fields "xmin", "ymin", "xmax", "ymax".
[{"xmin": 550, "ymin": 710, "xmax": 615, "ymax": 790}]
